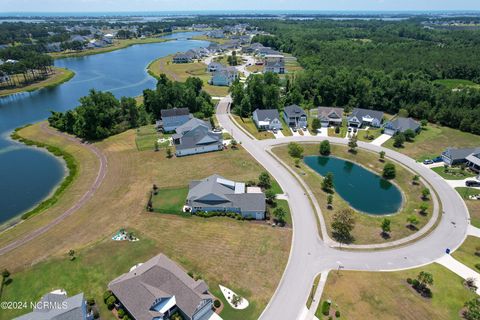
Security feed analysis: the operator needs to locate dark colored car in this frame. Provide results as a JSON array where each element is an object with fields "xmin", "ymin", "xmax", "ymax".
[{"xmin": 466, "ymin": 180, "xmax": 480, "ymax": 187}]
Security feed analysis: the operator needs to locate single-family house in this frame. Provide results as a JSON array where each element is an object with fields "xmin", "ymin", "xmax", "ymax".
[
  {"xmin": 252, "ymin": 108, "xmax": 282, "ymax": 131},
  {"xmin": 159, "ymin": 107, "xmax": 192, "ymax": 132},
  {"xmin": 109, "ymin": 254, "xmax": 214, "ymax": 320},
  {"xmin": 383, "ymin": 117, "xmax": 421, "ymax": 136},
  {"xmin": 207, "ymin": 61, "xmax": 224, "ymax": 72},
  {"xmin": 242, "ymin": 42, "xmax": 265, "ymax": 54},
  {"xmin": 210, "ymin": 67, "xmax": 238, "ymax": 86},
  {"xmin": 206, "ymin": 30, "xmax": 225, "ymax": 39},
  {"xmin": 264, "ymin": 54, "xmax": 285, "ymax": 74},
  {"xmin": 347, "ymin": 108, "xmax": 384, "ymax": 128},
  {"xmin": 186, "ymin": 174, "xmax": 266, "ymax": 219},
  {"xmin": 173, "ymin": 118, "xmax": 223, "ymax": 157},
  {"xmin": 317, "ymin": 107, "xmax": 344, "ymax": 127},
  {"xmin": 173, "ymin": 53, "xmax": 192, "ymax": 64},
  {"xmin": 442, "ymin": 147, "xmax": 480, "ymax": 170},
  {"xmin": 284, "ymin": 105, "xmax": 308, "ymax": 128},
  {"xmin": 14, "ymin": 290, "xmax": 93, "ymax": 320},
  {"xmin": 0, "ymin": 71, "xmax": 9, "ymax": 84}
]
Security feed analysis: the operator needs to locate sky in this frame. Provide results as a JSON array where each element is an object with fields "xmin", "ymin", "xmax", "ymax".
[{"xmin": 1, "ymin": 0, "xmax": 480, "ymax": 13}]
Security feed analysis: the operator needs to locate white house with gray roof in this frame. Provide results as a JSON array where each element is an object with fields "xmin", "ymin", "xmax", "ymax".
[
  {"xmin": 14, "ymin": 290, "xmax": 93, "ymax": 320},
  {"xmin": 173, "ymin": 118, "xmax": 223, "ymax": 157},
  {"xmin": 347, "ymin": 108, "xmax": 384, "ymax": 128},
  {"xmin": 252, "ymin": 108, "xmax": 282, "ymax": 131},
  {"xmin": 317, "ymin": 107, "xmax": 344, "ymax": 127},
  {"xmin": 442, "ymin": 147, "xmax": 480, "ymax": 172},
  {"xmin": 383, "ymin": 117, "xmax": 420, "ymax": 136},
  {"xmin": 159, "ymin": 107, "xmax": 193, "ymax": 132},
  {"xmin": 186, "ymin": 174, "xmax": 266, "ymax": 220},
  {"xmin": 109, "ymin": 254, "xmax": 213, "ymax": 320},
  {"xmin": 283, "ymin": 105, "xmax": 308, "ymax": 129}
]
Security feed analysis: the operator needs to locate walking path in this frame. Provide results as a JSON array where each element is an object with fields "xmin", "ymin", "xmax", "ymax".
[
  {"xmin": 468, "ymin": 225, "xmax": 480, "ymax": 237},
  {"xmin": 436, "ymin": 254, "xmax": 480, "ymax": 294},
  {"xmin": 0, "ymin": 124, "xmax": 108, "ymax": 256},
  {"xmin": 305, "ymin": 271, "xmax": 329, "ymax": 320},
  {"xmin": 371, "ymin": 133, "xmax": 392, "ymax": 146}
]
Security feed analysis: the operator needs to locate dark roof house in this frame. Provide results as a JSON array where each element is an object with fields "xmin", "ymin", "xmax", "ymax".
[
  {"xmin": 173, "ymin": 118, "xmax": 223, "ymax": 157},
  {"xmin": 442, "ymin": 147, "xmax": 480, "ymax": 166},
  {"xmin": 347, "ymin": 108, "xmax": 384, "ymax": 128},
  {"xmin": 317, "ymin": 107, "xmax": 344, "ymax": 127},
  {"xmin": 283, "ymin": 105, "xmax": 308, "ymax": 128},
  {"xmin": 383, "ymin": 117, "xmax": 421, "ymax": 136},
  {"xmin": 109, "ymin": 254, "xmax": 213, "ymax": 320}
]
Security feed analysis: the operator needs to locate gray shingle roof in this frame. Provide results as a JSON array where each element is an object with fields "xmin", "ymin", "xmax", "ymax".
[
  {"xmin": 253, "ymin": 108, "xmax": 280, "ymax": 122},
  {"xmin": 348, "ymin": 108, "xmax": 384, "ymax": 122},
  {"xmin": 14, "ymin": 292, "xmax": 86, "ymax": 320},
  {"xmin": 174, "ymin": 118, "xmax": 221, "ymax": 151},
  {"xmin": 385, "ymin": 117, "xmax": 420, "ymax": 133},
  {"xmin": 161, "ymin": 107, "xmax": 190, "ymax": 118},
  {"xmin": 187, "ymin": 174, "xmax": 266, "ymax": 213},
  {"xmin": 284, "ymin": 105, "xmax": 306, "ymax": 118},
  {"xmin": 109, "ymin": 254, "xmax": 212, "ymax": 320},
  {"xmin": 317, "ymin": 107, "xmax": 344, "ymax": 121},
  {"xmin": 443, "ymin": 147, "xmax": 480, "ymax": 161}
]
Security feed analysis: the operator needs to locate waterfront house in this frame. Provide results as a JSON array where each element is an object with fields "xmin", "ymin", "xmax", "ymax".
[
  {"xmin": 347, "ymin": 108, "xmax": 384, "ymax": 128},
  {"xmin": 186, "ymin": 174, "xmax": 266, "ymax": 219},
  {"xmin": 109, "ymin": 254, "xmax": 214, "ymax": 320},
  {"xmin": 283, "ymin": 105, "xmax": 308, "ymax": 128},
  {"xmin": 252, "ymin": 108, "xmax": 282, "ymax": 131},
  {"xmin": 173, "ymin": 53, "xmax": 192, "ymax": 63}
]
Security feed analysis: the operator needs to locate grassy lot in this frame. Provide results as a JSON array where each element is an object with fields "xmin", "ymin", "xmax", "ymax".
[
  {"xmin": 147, "ymin": 55, "xmax": 229, "ymax": 97},
  {"xmin": 356, "ymin": 128, "xmax": 382, "ymax": 142},
  {"xmin": 456, "ymin": 187, "xmax": 480, "ymax": 228},
  {"xmin": 306, "ymin": 273, "xmax": 321, "ymax": 309},
  {"xmin": 49, "ymin": 37, "xmax": 169, "ymax": 59},
  {"xmin": 452, "ymin": 236, "xmax": 480, "ymax": 272},
  {"xmin": 383, "ymin": 123, "xmax": 480, "ymax": 162},
  {"xmin": 190, "ymin": 35, "xmax": 230, "ymax": 44},
  {"xmin": 270, "ymin": 199, "xmax": 292, "ymax": 226},
  {"xmin": 431, "ymin": 166, "xmax": 477, "ymax": 180},
  {"xmin": 134, "ymin": 124, "xmax": 171, "ymax": 151},
  {"xmin": 151, "ymin": 187, "xmax": 189, "ymax": 214},
  {"xmin": 1, "ymin": 123, "xmax": 291, "ymax": 320},
  {"xmin": 280, "ymin": 118, "xmax": 293, "ymax": 137},
  {"xmin": 284, "ymin": 53, "xmax": 303, "ymax": 74},
  {"xmin": 231, "ymin": 115, "xmax": 275, "ymax": 140},
  {"xmin": 328, "ymin": 121, "xmax": 347, "ymax": 138},
  {"xmin": 246, "ymin": 64, "xmax": 263, "ymax": 74},
  {"xmin": 434, "ymin": 78, "xmax": 480, "ymax": 90},
  {"xmin": 0, "ymin": 67, "xmax": 75, "ymax": 97},
  {"xmin": 319, "ymin": 263, "xmax": 476, "ymax": 320},
  {"xmin": 273, "ymin": 144, "xmax": 434, "ymax": 244}
]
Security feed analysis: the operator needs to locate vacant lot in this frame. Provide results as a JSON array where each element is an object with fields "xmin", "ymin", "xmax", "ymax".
[
  {"xmin": 147, "ymin": 55, "xmax": 229, "ymax": 97},
  {"xmin": 383, "ymin": 124, "xmax": 479, "ymax": 161},
  {"xmin": 135, "ymin": 124, "xmax": 171, "ymax": 151},
  {"xmin": 452, "ymin": 236, "xmax": 480, "ymax": 272},
  {"xmin": 273, "ymin": 144, "xmax": 434, "ymax": 244},
  {"xmin": 232, "ymin": 115, "xmax": 275, "ymax": 140},
  {"xmin": 0, "ymin": 123, "xmax": 291, "ymax": 320},
  {"xmin": 151, "ymin": 187, "xmax": 189, "ymax": 214},
  {"xmin": 319, "ymin": 263, "xmax": 476, "ymax": 320}
]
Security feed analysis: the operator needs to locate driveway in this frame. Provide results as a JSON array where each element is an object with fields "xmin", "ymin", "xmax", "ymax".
[
  {"xmin": 371, "ymin": 133, "xmax": 392, "ymax": 146},
  {"xmin": 317, "ymin": 128, "xmax": 329, "ymax": 138},
  {"xmin": 216, "ymin": 97, "xmax": 470, "ymax": 320},
  {"xmin": 441, "ymin": 176, "xmax": 480, "ymax": 190},
  {"xmin": 273, "ymin": 130, "xmax": 285, "ymax": 139}
]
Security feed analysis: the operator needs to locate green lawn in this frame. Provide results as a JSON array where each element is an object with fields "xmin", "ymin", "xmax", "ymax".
[
  {"xmin": 319, "ymin": 263, "xmax": 477, "ymax": 320},
  {"xmin": 456, "ymin": 187, "xmax": 480, "ymax": 199},
  {"xmin": 151, "ymin": 187, "xmax": 189, "ymax": 215},
  {"xmin": 356, "ymin": 128, "xmax": 382, "ymax": 142},
  {"xmin": 452, "ymin": 236, "xmax": 480, "ymax": 272},
  {"xmin": 280, "ymin": 117, "xmax": 293, "ymax": 137},
  {"xmin": 135, "ymin": 125, "xmax": 171, "ymax": 151},
  {"xmin": 431, "ymin": 166, "xmax": 477, "ymax": 180},
  {"xmin": 328, "ymin": 119, "xmax": 348, "ymax": 138},
  {"xmin": 0, "ymin": 234, "xmax": 159, "ymax": 320},
  {"xmin": 434, "ymin": 79, "xmax": 480, "ymax": 90},
  {"xmin": 232, "ymin": 115, "xmax": 275, "ymax": 140},
  {"xmin": 272, "ymin": 199, "xmax": 292, "ymax": 226},
  {"xmin": 222, "ymin": 132, "xmax": 233, "ymax": 140},
  {"xmin": 456, "ymin": 187, "xmax": 480, "ymax": 228},
  {"xmin": 383, "ymin": 123, "xmax": 480, "ymax": 162},
  {"xmin": 306, "ymin": 273, "xmax": 321, "ymax": 309}
]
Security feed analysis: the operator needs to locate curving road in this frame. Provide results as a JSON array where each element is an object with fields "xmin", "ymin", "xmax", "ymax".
[
  {"xmin": 216, "ymin": 97, "xmax": 470, "ymax": 320},
  {"xmin": 0, "ymin": 124, "xmax": 108, "ymax": 256}
]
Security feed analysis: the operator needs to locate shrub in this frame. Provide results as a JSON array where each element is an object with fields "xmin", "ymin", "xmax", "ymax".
[
  {"xmin": 288, "ymin": 142, "xmax": 304, "ymax": 158},
  {"xmin": 406, "ymin": 278, "xmax": 413, "ymax": 284},
  {"xmin": 412, "ymin": 279, "xmax": 420, "ymax": 289},
  {"xmin": 117, "ymin": 309, "xmax": 125, "ymax": 318},
  {"xmin": 106, "ymin": 296, "xmax": 116, "ymax": 310},
  {"xmin": 321, "ymin": 301, "xmax": 331, "ymax": 316},
  {"xmin": 335, "ymin": 310, "xmax": 340, "ymax": 318},
  {"xmin": 86, "ymin": 298, "xmax": 95, "ymax": 306},
  {"xmin": 383, "ymin": 163, "xmax": 396, "ymax": 179},
  {"xmin": 214, "ymin": 299, "xmax": 221, "ymax": 308},
  {"xmin": 475, "ymin": 263, "xmax": 480, "ymax": 271},
  {"xmin": 335, "ymin": 126, "xmax": 340, "ymax": 134},
  {"xmin": 103, "ymin": 290, "xmax": 113, "ymax": 303},
  {"xmin": 319, "ymin": 140, "xmax": 331, "ymax": 156}
]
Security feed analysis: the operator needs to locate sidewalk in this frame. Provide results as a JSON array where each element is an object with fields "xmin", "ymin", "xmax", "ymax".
[{"xmin": 437, "ymin": 254, "xmax": 480, "ymax": 294}]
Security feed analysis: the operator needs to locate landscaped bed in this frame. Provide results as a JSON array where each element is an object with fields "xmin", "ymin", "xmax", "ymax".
[
  {"xmin": 272, "ymin": 143, "xmax": 435, "ymax": 244},
  {"xmin": 431, "ymin": 166, "xmax": 477, "ymax": 180},
  {"xmin": 318, "ymin": 263, "xmax": 477, "ymax": 320}
]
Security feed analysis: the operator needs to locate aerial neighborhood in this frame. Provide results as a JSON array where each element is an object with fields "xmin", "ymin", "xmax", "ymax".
[{"xmin": 2, "ymin": 10, "xmax": 480, "ymax": 320}]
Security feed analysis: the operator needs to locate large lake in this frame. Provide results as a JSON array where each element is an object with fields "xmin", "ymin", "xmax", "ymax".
[
  {"xmin": 0, "ymin": 31, "xmax": 209, "ymax": 224},
  {"xmin": 304, "ymin": 156, "xmax": 403, "ymax": 215}
]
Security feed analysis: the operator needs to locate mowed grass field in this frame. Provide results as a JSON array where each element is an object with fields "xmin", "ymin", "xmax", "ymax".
[
  {"xmin": 452, "ymin": 236, "xmax": 480, "ymax": 271},
  {"xmin": 383, "ymin": 123, "xmax": 480, "ymax": 161},
  {"xmin": 147, "ymin": 55, "xmax": 229, "ymax": 97},
  {"xmin": 0, "ymin": 67, "xmax": 75, "ymax": 97},
  {"xmin": 319, "ymin": 263, "xmax": 477, "ymax": 320},
  {"xmin": 456, "ymin": 188, "xmax": 480, "ymax": 228},
  {"xmin": 273, "ymin": 144, "xmax": 435, "ymax": 244},
  {"xmin": 232, "ymin": 115, "xmax": 275, "ymax": 140},
  {"xmin": 0, "ymin": 123, "xmax": 291, "ymax": 320},
  {"xmin": 433, "ymin": 78, "xmax": 480, "ymax": 90}
]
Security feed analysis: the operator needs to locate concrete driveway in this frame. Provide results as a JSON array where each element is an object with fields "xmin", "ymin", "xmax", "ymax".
[
  {"xmin": 272, "ymin": 130, "xmax": 285, "ymax": 139},
  {"xmin": 216, "ymin": 97, "xmax": 471, "ymax": 320},
  {"xmin": 371, "ymin": 133, "xmax": 392, "ymax": 146}
]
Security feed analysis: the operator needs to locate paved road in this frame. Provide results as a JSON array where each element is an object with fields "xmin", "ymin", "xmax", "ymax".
[
  {"xmin": 216, "ymin": 98, "xmax": 470, "ymax": 320},
  {"xmin": 0, "ymin": 124, "xmax": 108, "ymax": 256}
]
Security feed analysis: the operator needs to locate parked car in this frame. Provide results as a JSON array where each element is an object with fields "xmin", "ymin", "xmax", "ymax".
[
  {"xmin": 292, "ymin": 127, "xmax": 297, "ymax": 132},
  {"xmin": 423, "ymin": 159, "xmax": 434, "ymax": 165},
  {"xmin": 432, "ymin": 156, "xmax": 443, "ymax": 163},
  {"xmin": 272, "ymin": 128, "xmax": 278, "ymax": 134},
  {"xmin": 353, "ymin": 128, "xmax": 357, "ymax": 133},
  {"xmin": 348, "ymin": 127, "xmax": 352, "ymax": 132},
  {"xmin": 466, "ymin": 180, "xmax": 480, "ymax": 187}
]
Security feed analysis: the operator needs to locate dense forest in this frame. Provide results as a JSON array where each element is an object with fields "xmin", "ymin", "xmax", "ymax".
[
  {"xmin": 49, "ymin": 74, "xmax": 215, "ymax": 140},
  {"xmin": 249, "ymin": 19, "xmax": 480, "ymax": 134}
]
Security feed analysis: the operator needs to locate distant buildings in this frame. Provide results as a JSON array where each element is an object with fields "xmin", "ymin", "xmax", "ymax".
[
  {"xmin": 172, "ymin": 118, "xmax": 223, "ymax": 157},
  {"xmin": 252, "ymin": 109, "xmax": 282, "ymax": 131},
  {"xmin": 284, "ymin": 105, "xmax": 308, "ymax": 129},
  {"xmin": 186, "ymin": 174, "xmax": 266, "ymax": 219},
  {"xmin": 264, "ymin": 54, "xmax": 285, "ymax": 74},
  {"xmin": 14, "ymin": 290, "xmax": 93, "ymax": 320},
  {"xmin": 109, "ymin": 254, "xmax": 214, "ymax": 320},
  {"xmin": 173, "ymin": 53, "xmax": 193, "ymax": 63}
]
